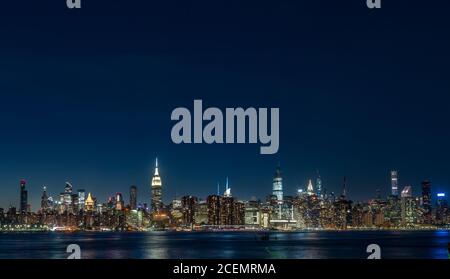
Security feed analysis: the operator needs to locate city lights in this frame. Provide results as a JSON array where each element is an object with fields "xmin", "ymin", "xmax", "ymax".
[{"xmin": 0, "ymin": 164, "xmax": 449, "ymax": 232}]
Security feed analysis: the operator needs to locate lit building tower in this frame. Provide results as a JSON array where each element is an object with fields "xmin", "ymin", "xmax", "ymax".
[
  {"xmin": 19, "ymin": 179, "xmax": 28, "ymax": 214},
  {"xmin": 64, "ymin": 182, "xmax": 73, "ymax": 213},
  {"xmin": 130, "ymin": 185, "xmax": 137, "ymax": 210},
  {"xmin": 116, "ymin": 193, "xmax": 124, "ymax": 211},
  {"xmin": 151, "ymin": 158, "xmax": 163, "ymax": 213},
  {"xmin": 316, "ymin": 170, "xmax": 322, "ymax": 198},
  {"xmin": 272, "ymin": 166, "xmax": 283, "ymax": 203},
  {"xmin": 400, "ymin": 186, "xmax": 416, "ymax": 227},
  {"xmin": 391, "ymin": 170, "xmax": 399, "ymax": 197},
  {"xmin": 77, "ymin": 189, "xmax": 86, "ymax": 212},
  {"xmin": 421, "ymin": 180, "xmax": 432, "ymax": 224},
  {"xmin": 85, "ymin": 193, "xmax": 95, "ymax": 212},
  {"xmin": 224, "ymin": 177, "xmax": 232, "ymax": 198},
  {"xmin": 40, "ymin": 186, "xmax": 49, "ymax": 212},
  {"xmin": 435, "ymin": 193, "xmax": 448, "ymax": 226},
  {"xmin": 307, "ymin": 179, "xmax": 314, "ymax": 196}
]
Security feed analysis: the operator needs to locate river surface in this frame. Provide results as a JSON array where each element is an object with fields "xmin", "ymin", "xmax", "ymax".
[{"xmin": 0, "ymin": 230, "xmax": 449, "ymax": 259}]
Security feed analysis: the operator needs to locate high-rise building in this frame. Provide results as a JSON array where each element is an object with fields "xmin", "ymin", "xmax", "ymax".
[
  {"xmin": 194, "ymin": 201, "xmax": 209, "ymax": 225},
  {"xmin": 77, "ymin": 189, "xmax": 85, "ymax": 212},
  {"xmin": 421, "ymin": 180, "xmax": 432, "ymax": 224},
  {"xmin": 400, "ymin": 186, "xmax": 415, "ymax": 227},
  {"xmin": 272, "ymin": 166, "xmax": 283, "ymax": 203},
  {"xmin": 85, "ymin": 193, "xmax": 95, "ymax": 212},
  {"xmin": 223, "ymin": 177, "xmax": 232, "ymax": 198},
  {"xmin": 207, "ymin": 195, "xmax": 221, "ymax": 225},
  {"xmin": 40, "ymin": 186, "xmax": 49, "ymax": 212},
  {"xmin": 64, "ymin": 182, "xmax": 73, "ymax": 213},
  {"xmin": 233, "ymin": 201, "xmax": 245, "ymax": 225},
  {"xmin": 401, "ymin": 186, "xmax": 412, "ymax": 198},
  {"xmin": 181, "ymin": 196, "xmax": 198, "ymax": 226},
  {"xmin": 391, "ymin": 170, "xmax": 399, "ymax": 197},
  {"xmin": 307, "ymin": 179, "xmax": 314, "ymax": 196},
  {"xmin": 435, "ymin": 193, "xmax": 448, "ymax": 226},
  {"xmin": 220, "ymin": 196, "xmax": 235, "ymax": 226},
  {"xmin": 19, "ymin": 179, "xmax": 28, "ymax": 214},
  {"xmin": 116, "ymin": 193, "xmax": 124, "ymax": 211},
  {"xmin": 316, "ymin": 170, "xmax": 322, "ymax": 198},
  {"xmin": 341, "ymin": 177, "xmax": 348, "ymax": 200},
  {"xmin": 130, "ymin": 185, "xmax": 137, "ymax": 210},
  {"xmin": 151, "ymin": 158, "xmax": 163, "ymax": 213}
]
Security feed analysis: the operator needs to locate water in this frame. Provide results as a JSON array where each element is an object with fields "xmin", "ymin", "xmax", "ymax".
[{"xmin": 0, "ymin": 231, "xmax": 448, "ymax": 259}]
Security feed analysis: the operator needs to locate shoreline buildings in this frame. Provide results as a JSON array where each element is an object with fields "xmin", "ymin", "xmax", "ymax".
[{"xmin": 0, "ymin": 162, "xmax": 449, "ymax": 232}]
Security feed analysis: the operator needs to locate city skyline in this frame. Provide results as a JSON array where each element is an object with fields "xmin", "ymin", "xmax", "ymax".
[
  {"xmin": 1, "ymin": 159, "xmax": 447, "ymax": 212},
  {"xmin": 2, "ymin": 159, "xmax": 448, "ymax": 233}
]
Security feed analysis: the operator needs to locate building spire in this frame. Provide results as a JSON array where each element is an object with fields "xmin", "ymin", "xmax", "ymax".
[
  {"xmin": 154, "ymin": 157, "xmax": 159, "ymax": 176},
  {"xmin": 342, "ymin": 176, "xmax": 347, "ymax": 198},
  {"xmin": 224, "ymin": 177, "xmax": 232, "ymax": 197},
  {"xmin": 307, "ymin": 179, "xmax": 314, "ymax": 195}
]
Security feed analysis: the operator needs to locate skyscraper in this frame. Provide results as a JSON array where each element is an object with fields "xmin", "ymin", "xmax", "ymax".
[
  {"xmin": 151, "ymin": 158, "xmax": 163, "ymax": 213},
  {"xmin": 421, "ymin": 180, "xmax": 432, "ymax": 224},
  {"xmin": 401, "ymin": 186, "xmax": 412, "ymax": 198},
  {"xmin": 272, "ymin": 166, "xmax": 283, "ymax": 203},
  {"xmin": 130, "ymin": 185, "xmax": 137, "ymax": 210},
  {"xmin": 64, "ymin": 182, "xmax": 73, "ymax": 213},
  {"xmin": 40, "ymin": 186, "xmax": 49, "ymax": 212},
  {"xmin": 391, "ymin": 170, "xmax": 399, "ymax": 196},
  {"xmin": 19, "ymin": 179, "xmax": 28, "ymax": 214},
  {"xmin": 207, "ymin": 195, "xmax": 221, "ymax": 225},
  {"xmin": 307, "ymin": 179, "xmax": 314, "ymax": 196},
  {"xmin": 341, "ymin": 176, "xmax": 348, "ymax": 200},
  {"xmin": 181, "ymin": 195, "xmax": 198, "ymax": 226},
  {"xmin": 85, "ymin": 193, "xmax": 95, "ymax": 211},
  {"xmin": 316, "ymin": 170, "xmax": 322, "ymax": 198},
  {"xmin": 435, "ymin": 193, "xmax": 448, "ymax": 226},
  {"xmin": 401, "ymin": 186, "xmax": 414, "ymax": 227},
  {"xmin": 116, "ymin": 193, "xmax": 124, "ymax": 211},
  {"xmin": 78, "ymin": 189, "xmax": 86, "ymax": 212},
  {"xmin": 223, "ymin": 177, "xmax": 232, "ymax": 198}
]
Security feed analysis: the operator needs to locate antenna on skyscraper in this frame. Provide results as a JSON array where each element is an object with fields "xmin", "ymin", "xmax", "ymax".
[{"xmin": 342, "ymin": 176, "xmax": 347, "ymax": 198}]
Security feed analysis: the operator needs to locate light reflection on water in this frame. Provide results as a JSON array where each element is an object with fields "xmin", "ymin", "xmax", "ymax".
[{"xmin": 0, "ymin": 231, "xmax": 448, "ymax": 259}]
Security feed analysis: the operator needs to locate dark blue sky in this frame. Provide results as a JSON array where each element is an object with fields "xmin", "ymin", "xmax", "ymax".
[{"xmin": 1, "ymin": 0, "xmax": 450, "ymax": 210}]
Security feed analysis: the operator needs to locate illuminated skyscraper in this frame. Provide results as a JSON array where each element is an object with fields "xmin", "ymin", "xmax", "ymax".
[
  {"xmin": 116, "ymin": 193, "xmax": 124, "ymax": 211},
  {"xmin": 316, "ymin": 170, "xmax": 322, "ymax": 198},
  {"xmin": 85, "ymin": 193, "xmax": 95, "ymax": 211},
  {"xmin": 64, "ymin": 182, "xmax": 73, "ymax": 212},
  {"xmin": 181, "ymin": 195, "xmax": 198, "ymax": 226},
  {"xmin": 224, "ymin": 177, "xmax": 232, "ymax": 198},
  {"xmin": 130, "ymin": 185, "xmax": 137, "ymax": 210},
  {"xmin": 400, "ymin": 186, "xmax": 415, "ymax": 227},
  {"xmin": 435, "ymin": 193, "xmax": 448, "ymax": 226},
  {"xmin": 151, "ymin": 158, "xmax": 163, "ymax": 213},
  {"xmin": 391, "ymin": 170, "xmax": 399, "ymax": 196},
  {"xmin": 421, "ymin": 180, "xmax": 432, "ymax": 224},
  {"xmin": 78, "ymin": 189, "xmax": 85, "ymax": 212},
  {"xmin": 272, "ymin": 166, "xmax": 283, "ymax": 203},
  {"xmin": 19, "ymin": 179, "xmax": 28, "ymax": 214},
  {"xmin": 307, "ymin": 179, "xmax": 314, "ymax": 196},
  {"xmin": 207, "ymin": 195, "xmax": 221, "ymax": 225},
  {"xmin": 40, "ymin": 186, "xmax": 49, "ymax": 212}
]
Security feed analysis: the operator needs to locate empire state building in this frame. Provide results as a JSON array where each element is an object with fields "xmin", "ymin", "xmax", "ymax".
[{"xmin": 151, "ymin": 158, "xmax": 163, "ymax": 213}]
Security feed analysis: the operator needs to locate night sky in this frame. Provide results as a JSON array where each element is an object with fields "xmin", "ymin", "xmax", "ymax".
[{"xmin": 0, "ymin": 0, "xmax": 450, "ymax": 210}]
